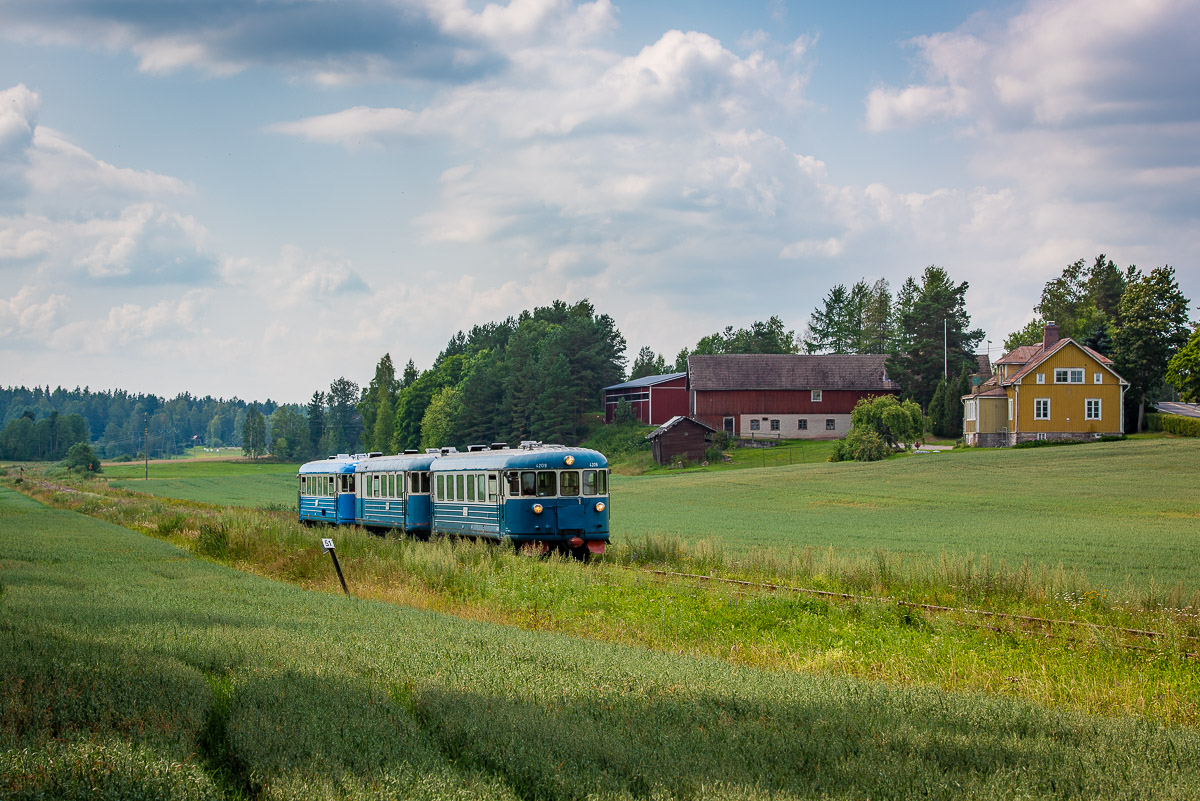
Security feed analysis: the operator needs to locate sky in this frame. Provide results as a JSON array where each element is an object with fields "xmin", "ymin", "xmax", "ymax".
[{"xmin": 1, "ymin": 0, "xmax": 1197, "ymax": 403}]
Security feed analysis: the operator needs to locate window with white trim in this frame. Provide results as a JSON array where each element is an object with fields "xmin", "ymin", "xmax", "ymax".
[
  {"xmin": 1085, "ymin": 398, "xmax": 1102, "ymax": 420},
  {"xmin": 1036, "ymin": 373, "xmax": 1045, "ymax": 384},
  {"xmin": 965, "ymin": 400, "xmax": 976, "ymax": 421},
  {"xmin": 1034, "ymin": 398, "xmax": 1050, "ymax": 420},
  {"xmin": 811, "ymin": 389, "xmax": 822, "ymax": 402},
  {"xmin": 1094, "ymin": 372, "xmax": 1103, "ymax": 384},
  {"xmin": 1008, "ymin": 399, "xmax": 1013, "ymax": 420},
  {"xmin": 1054, "ymin": 368, "xmax": 1084, "ymax": 383}
]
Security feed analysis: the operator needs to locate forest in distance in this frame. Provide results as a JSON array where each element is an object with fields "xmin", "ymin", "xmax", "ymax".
[{"xmin": 2, "ymin": 258, "xmax": 1195, "ymax": 462}]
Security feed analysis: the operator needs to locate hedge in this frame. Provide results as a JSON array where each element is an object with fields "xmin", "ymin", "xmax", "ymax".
[{"xmin": 1147, "ymin": 412, "xmax": 1200, "ymax": 437}]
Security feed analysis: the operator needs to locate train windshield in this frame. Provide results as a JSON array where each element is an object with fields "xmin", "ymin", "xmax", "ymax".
[
  {"xmin": 559, "ymin": 471, "xmax": 580, "ymax": 496},
  {"xmin": 582, "ymin": 470, "xmax": 607, "ymax": 496}
]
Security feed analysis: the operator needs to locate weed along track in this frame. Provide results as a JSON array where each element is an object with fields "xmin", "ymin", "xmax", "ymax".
[{"xmin": 636, "ymin": 567, "xmax": 1200, "ymax": 659}]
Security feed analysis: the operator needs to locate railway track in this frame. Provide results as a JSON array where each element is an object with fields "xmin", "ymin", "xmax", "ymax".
[{"xmin": 636, "ymin": 567, "xmax": 1200, "ymax": 659}]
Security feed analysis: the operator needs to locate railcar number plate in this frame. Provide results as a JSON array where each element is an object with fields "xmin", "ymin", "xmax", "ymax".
[{"xmin": 462, "ymin": 506, "xmax": 468, "ymax": 517}]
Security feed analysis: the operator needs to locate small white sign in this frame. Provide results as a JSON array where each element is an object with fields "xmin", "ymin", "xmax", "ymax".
[{"xmin": 321, "ymin": 538, "xmax": 335, "ymax": 551}]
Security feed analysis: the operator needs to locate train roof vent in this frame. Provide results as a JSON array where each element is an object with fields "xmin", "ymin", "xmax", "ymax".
[
  {"xmin": 440, "ymin": 446, "xmax": 459, "ymax": 455},
  {"xmin": 425, "ymin": 448, "xmax": 440, "ymax": 454},
  {"xmin": 519, "ymin": 440, "xmax": 542, "ymax": 450},
  {"xmin": 467, "ymin": 444, "xmax": 487, "ymax": 452},
  {"xmin": 403, "ymin": 449, "xmax": 419, "ymax": 455},
  {"xmin": 368, "ymin": 451, "xmax": 383, "ymax": 458},
  {"xmin": 490, "ymin": 442, "xmax": 508, "ymax": 450}
]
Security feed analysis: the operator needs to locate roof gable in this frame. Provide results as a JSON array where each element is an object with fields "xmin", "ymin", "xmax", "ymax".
[
  {"xmin": 604, "ymin": 372, "xmax": 687, "ymax": 391},
  {"xmin": 646, "ymin": 415, "xmax": 717, "ymax": 439},
  {"xmin": 1003, "ymin": 338, "xmax": 1126, "ymax": 385},
  {"xmin": 687, "ymin": 354, "xmax": 898, "ymax": 391}
]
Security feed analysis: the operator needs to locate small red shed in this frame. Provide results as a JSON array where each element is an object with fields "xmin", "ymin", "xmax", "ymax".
[{"xmin": 646, "ymin": 416, "xmax": 716, "ymax": 465}]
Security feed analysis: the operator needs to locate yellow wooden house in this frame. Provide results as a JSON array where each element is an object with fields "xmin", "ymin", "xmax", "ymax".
[{"xmin": 962, "ymin": 323, "xmax": 1129, "ymax": 447}]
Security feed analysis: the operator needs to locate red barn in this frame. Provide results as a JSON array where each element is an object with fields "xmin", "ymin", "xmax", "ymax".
[
  {"xmin": 687, "ymin": 354, "xmax": 898, "ymax": 439},
  {"xmin": 603, "ymin": 372, "xmax": 689, "ymax": 425}
]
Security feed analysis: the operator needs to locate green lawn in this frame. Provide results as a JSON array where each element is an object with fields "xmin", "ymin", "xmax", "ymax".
[{"xmin": 3, "ymin": 486, "xmax": 1198, "ymax": 800}]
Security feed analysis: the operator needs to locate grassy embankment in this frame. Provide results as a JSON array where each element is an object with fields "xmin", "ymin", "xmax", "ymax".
[
  {"xmin": 3, "ymin": 486, "xmax": 1200, "ymax": 800},
  {"xmin": 6, "ymin": 439, "xmax": 1200, "ymax": 728}
]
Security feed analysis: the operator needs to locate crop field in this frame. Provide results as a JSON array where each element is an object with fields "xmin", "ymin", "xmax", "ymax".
[
  {"xmin": 3, "ymin": 487, "xmax": 1199, "ymax": 800},
  {"xmin": 106, "ymin": 460, "xmax": 299, "ymax": 508},
  {"xmin": 616, "ymin": 438, "xmax": 1200, "ymax": 594},
  {"xmin": 100, "ymin": 439, "xmax": 1200, "ymax": 596}
]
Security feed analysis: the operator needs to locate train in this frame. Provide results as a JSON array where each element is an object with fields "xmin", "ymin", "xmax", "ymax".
[{"xmin": 298, "ymin": 441, "xmax": 610, "ymax": 556}]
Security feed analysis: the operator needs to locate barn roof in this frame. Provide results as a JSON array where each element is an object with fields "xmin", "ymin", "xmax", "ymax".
[
  {"xmin": 604, "ymin": 372, "xmax": 687, "ymax": 391},
  {"xmin": 687, "ymin": 354, "xmax": 898, "ymax": 392},
  {"xmin": 645, "ymin": 415, "xmax": 717, "ymax": 440}
]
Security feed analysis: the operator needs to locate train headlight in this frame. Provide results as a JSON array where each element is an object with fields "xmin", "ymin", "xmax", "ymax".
[
  {"xmin": 594, "ymin": 502, "xmax": 605, "ymax": 512},
  {"xmin": 532, "ymin": 503, "xmax": 544, "ymax": 514},
  {"xmin": 564, "ymin": 455, "xmax": 575, "ymax": 466}
]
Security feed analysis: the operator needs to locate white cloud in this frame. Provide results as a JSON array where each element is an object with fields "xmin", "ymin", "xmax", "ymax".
[
  {"xmin": 49, "ymin": 289, "xmax": 213, "ymax": 353},
  {"xmin": 0, "ymin": 285, "xmax": 69, "ymax": 339},
  {"xmin": 221, "ymin": 245, "xmax": 370, "ymax": 307}
]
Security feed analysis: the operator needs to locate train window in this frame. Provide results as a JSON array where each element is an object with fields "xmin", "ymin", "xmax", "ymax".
[
  {"xmin": 411, "ymin": 473, "xmax": 420, "ymax": 494},
  {"xmin": 536, "ymin": 471, "xmax": 557, "ymax": 497},
  {"xmin": 560, "ymin": 471, "xmax": 580, "ymax": 496},
  {"xmin": 518, "ymin": 471, "xmax": 535, "ymax": 496},
  {"xmin": 436, "ymin": 474, "xmax": 445, "ymax": 501},
  {"xmin": 508, "ymin": 472, "xmax": 520, "ymax": 495},
  {"xmin": 478, "ymin": 474, "xmax": 488, "ymax": 502},
  {"xmin": 582, "ymin": 470, "xmax": 608, "ymax": 495},
  {"xmin": 488, "ymin": 473, "xmax": 499, "ymax": 500},
  {"xmin": 455, "ymin": 474, "xmax": 465, "ymax": 502},
  {"xmin": 372, "ymin": 474, "xmax": 381, "ymax": 498},
  {"xmin": 421, "ymin": 472, "xmax": 430, "ymax": 493},
  {"xmin": 466, "ymin": 473, "xmax": 476, "ymax": 502}
]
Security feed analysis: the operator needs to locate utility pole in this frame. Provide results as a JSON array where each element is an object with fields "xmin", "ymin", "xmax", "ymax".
[
  {"xmin": 144, "ymin": 414, "xmax": 149, "ymax": 480},
  {"xmin": 944, "ymin": 318, "xmax": 948, "ymax": 380}
]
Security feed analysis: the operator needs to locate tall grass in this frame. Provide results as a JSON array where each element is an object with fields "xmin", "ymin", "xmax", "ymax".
[
  {"xmin": 8, "ymin": 475, "xmax": 1200, "ymax": 727},
  {"xmin": 5, "ymin": 485, "xmax": 1200, "ymax": 800}
]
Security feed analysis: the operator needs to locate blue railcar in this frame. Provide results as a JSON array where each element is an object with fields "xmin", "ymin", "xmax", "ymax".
[
  {"xmin": 354, "ymin": 452, "xmax": 436, "ymax": 536},
  {"xmin": 297, "ymin": 454, "xmax": 361, "ymax": 525},
  {"xmin": 429, "ymin": 444, "xmax": 610, "ymax": 555}
]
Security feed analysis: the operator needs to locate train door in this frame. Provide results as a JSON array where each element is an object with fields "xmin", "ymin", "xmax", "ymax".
[{"xmin": 556, "ymin": 470, "xmax": 585, "ymax": 531}]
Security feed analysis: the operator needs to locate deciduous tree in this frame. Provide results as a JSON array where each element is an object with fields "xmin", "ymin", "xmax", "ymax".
[
  {"xmin": 1166, "ymin": 324, "xmax": 1200, "ymax": 402},
  {"xmin": 1114, "ymin": 266, "xmax": 1192, "ymax": 430}
]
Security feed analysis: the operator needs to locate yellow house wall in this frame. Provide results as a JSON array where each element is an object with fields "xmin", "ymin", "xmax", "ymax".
[
  {"xmin": 1008, "ymin": 343, "xmax": 1124, "ymax": 434},
  {"xmin": 963, "ymin": 396, "xmax": 1007, "ymax": 434}
]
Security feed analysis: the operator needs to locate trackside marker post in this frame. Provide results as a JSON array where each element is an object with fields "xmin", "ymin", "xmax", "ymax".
[{"xmin": 321, "ymin": 538, "xmax": 350, "ymax": 597}]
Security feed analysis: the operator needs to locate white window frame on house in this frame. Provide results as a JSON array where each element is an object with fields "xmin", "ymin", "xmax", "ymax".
[
  {"xmin": 1054, "ymin": 368, "xmax": 1084, "ymax": 384},
  {"xmin": 1036, "ymin": 373, "xmax": 1045, "ymax": 384},
  {"xmin": 1008, "ymin": 399, "xmax": 1014, "ymax": 420},
  {"xmin": 1085, "ymin": 398, "xmax": 1102, "ymax": 420},
  {"xmin": 811, "ymin": 389, "xmax": 822, "ymax": 402},
  {"xmin": 1094, "ymin": 372, "xmax": 1103, "ymax": 384},
  {"xmin": 1034, "ymin": 398, "xmax": 1051, "ymax": 420},
  {"xmin": 965, "ymin": 400, "xmax": 976, "ymax": 421}
]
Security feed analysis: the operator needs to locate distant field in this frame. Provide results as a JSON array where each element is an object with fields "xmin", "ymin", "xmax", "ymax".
[
  {"xmin": 102, "ymin": 440, "xmax": 1200, "ymax": 594},
  {"xmin": 3, "ymin": 487, "xmax": 1198, "ymax": 800},
  {"xmin": 107, "ymin": 460, "xmax": 299, "ymax": 507},
  {"xmin": 613, "ymin": 438, "xmax": 1200, "ymax": 593}
]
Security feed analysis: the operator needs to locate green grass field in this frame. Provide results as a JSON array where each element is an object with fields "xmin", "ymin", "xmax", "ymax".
[
  {"xmin": 98, "ymin": 439, "xmax": 1200, "ymax": 596},
  {"xmin": 3, "ymin": 486, "xmax": 1199, "ymax": 800},
  {"xmin": 106, "ymin": 459, "xmax": 300, "ymax": 508},
  {"xmin": 614, "ymin": 438, "xmax": 1200, "ymax": 594}
]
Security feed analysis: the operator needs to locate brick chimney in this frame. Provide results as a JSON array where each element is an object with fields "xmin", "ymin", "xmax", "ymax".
[{"xmin": 1043, "ymin": 321, "xmax": 1060, "ymax": 349}]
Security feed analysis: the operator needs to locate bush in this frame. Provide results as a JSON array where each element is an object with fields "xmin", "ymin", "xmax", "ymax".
[
  {"xmin": 830, "ymin": 428, "xmax": 890, "ymax": 462},
  {"xmin": 1147, "ymin": 412, "xmax": 1200, "ymax": 437},
  {"xmin": 61, "ymin": 441, "xmax": 102, "ymax": 473}
]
